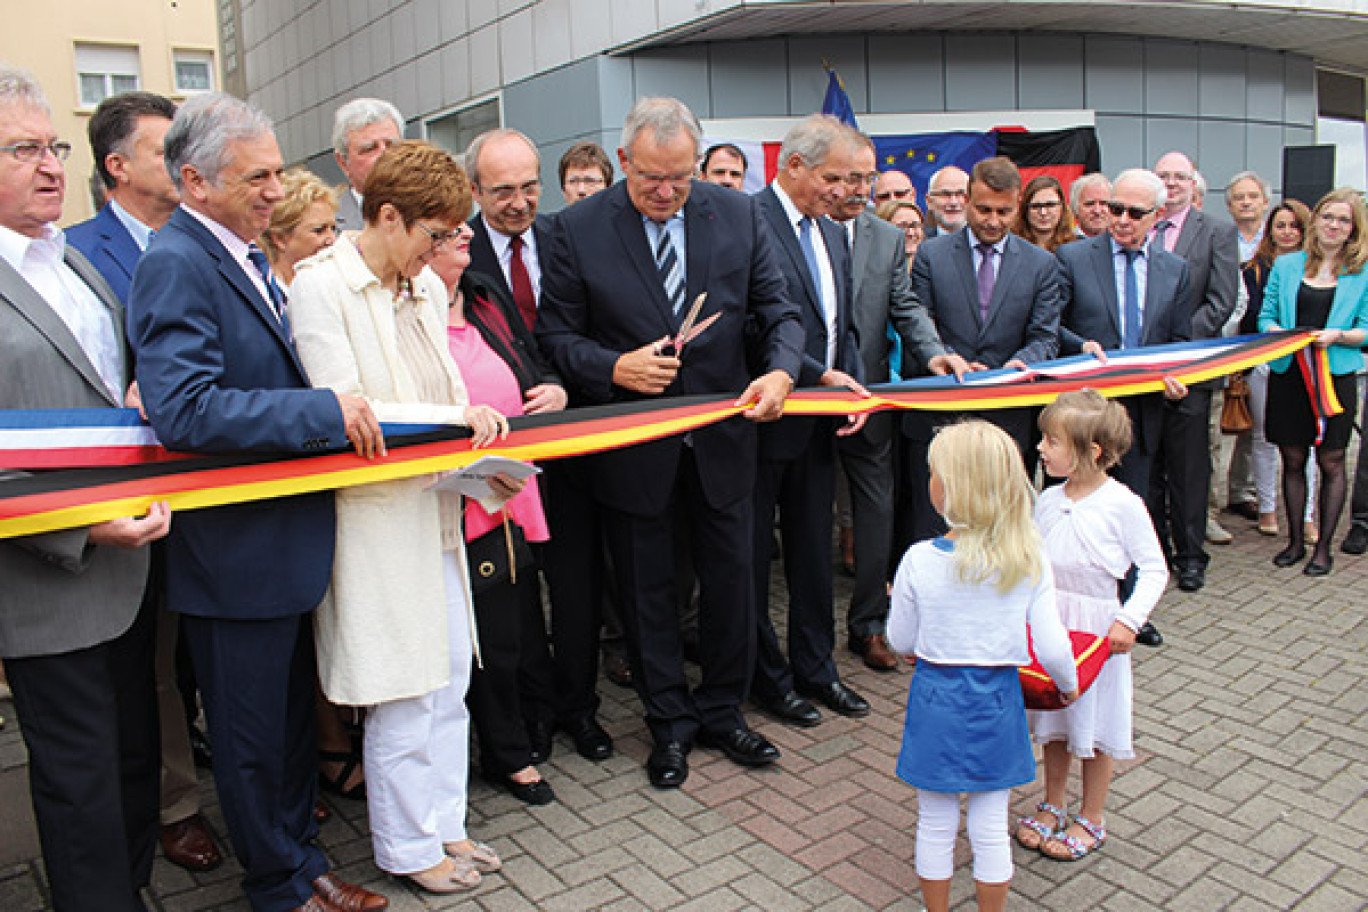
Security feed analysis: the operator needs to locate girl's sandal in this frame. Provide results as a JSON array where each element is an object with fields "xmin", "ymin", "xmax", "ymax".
[
  {"xmin": 1042, "ymin": 815, "xmax": 1107, "ymax": 861},
  {"xmin": 1014, "ymin": 802, "xmax": 1066, "ymax": 851}
]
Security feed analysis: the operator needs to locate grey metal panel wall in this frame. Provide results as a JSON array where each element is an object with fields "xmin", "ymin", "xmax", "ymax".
[
  {"xmin": 632, "ymin": 46, "xmax": 710, "ymax": 116},
  {"xmin": 788, "ymin": 35, "xmax": 867, "ymax": 115},
  {"xmin": 867, "ymin": 34, "xmax": 945, "ymax": 114},
  {"xmin": 1084, "ymin": 36, "xmax": 1145, "ymax": 115},
  {"xmin": 710, "ymin": 39, "xmax": 789, "ymax": 118},
  {"xmin": 1018, "ymin": 35, "xmax": 1085, "ymax": 111},
  {"xmin": 945, "ymin": 34, "xmax": 1016, "ymax": 111},
  {"xmin": 1145, "ymin": 40, "xmax": 1201, "ymax": 117}
]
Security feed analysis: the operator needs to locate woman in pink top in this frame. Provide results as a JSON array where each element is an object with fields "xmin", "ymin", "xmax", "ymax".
[{"xmin": 430, "ymin": 232, "xmax": 567, "ymax": 807}]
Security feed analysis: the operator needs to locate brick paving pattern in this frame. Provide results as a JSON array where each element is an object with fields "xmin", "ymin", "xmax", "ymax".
[{"xmin": 1, "ymin": 514, "xmax": 1365, "ymax": 910}]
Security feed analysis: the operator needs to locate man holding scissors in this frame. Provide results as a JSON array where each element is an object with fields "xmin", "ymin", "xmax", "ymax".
[{"xmin": 537, "ymin": 96, "xmax": 804, "ymax": 789}]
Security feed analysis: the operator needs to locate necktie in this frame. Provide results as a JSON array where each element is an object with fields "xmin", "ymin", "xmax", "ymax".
[
  {"xmin": 975, "ymin": 242, "xmax": 996, "ymax": 322},
  {"xmin": 246, "ymin": 244, "xmax": 288, "ymax": 327},
  {"xmin": 507, "ymin": 234, "xmax": 537, "ymax": 331},
  {"xmin": 654, "ymin": 222, "xmax": 686, "ymax": 316},
  {"xmin": 1153, "ymin": 219, "xmax": 1173, "ymax": 252},
  {"xmin": 1123, "ymin": 248, "xmax": 1142, "ymax": 348}
]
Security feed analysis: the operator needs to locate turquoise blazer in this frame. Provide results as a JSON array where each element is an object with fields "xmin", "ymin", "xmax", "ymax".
[{"xmin": 1258, "ymin": 251, "xmax": 1368, "ymax": 375}]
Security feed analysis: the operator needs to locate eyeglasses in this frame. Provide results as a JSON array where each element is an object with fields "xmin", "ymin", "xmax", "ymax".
[
  {"xmin": 630, "ymin": 169, "xmax": 693, "ymax": 192},
  {"xmin": 417, "ymin": 223, "xmax": 461, "ymax": 249},
  {"xmin": 1319, "ymin": 213, "xmax": 1354, "ymax": 227},
  {"xmin": 1155, "ymin": 171, "xmax": 1192, "ymax": 182},
  {"xmin": 1106, "ymin": 201, "xmax": 1156, "ymax": 220},
  {"xmin": 0, "ymin": 140, "xmax": 72, "ymax": 163},
  {"xmin": 846, "ymin": 171, "xmax": 879, "ymax": 189},
  {"xmin": 564, "ymin": 176, "xmax": 605, "ymax": 188},
  {"xmin": 927, "ymin": 188, "xmax": 967, "ymax": 200},
  {"xmin": 483, "ymin": 179, "xmax": 541, "ymax": 204},
  {"xmin": 1028, "ymin": 200, "xmax": 1063, "ymax": 211}
]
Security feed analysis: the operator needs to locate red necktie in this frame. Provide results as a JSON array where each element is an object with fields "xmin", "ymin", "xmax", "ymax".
[{"xmin": 507, "ymin": 234, "xmax": 536, "ymax": 331}]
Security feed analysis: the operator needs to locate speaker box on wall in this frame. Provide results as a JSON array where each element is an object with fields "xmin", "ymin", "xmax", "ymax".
[{"xmin": 1282, "ymin": 146, "xmax": 1336, "ymax": 208}]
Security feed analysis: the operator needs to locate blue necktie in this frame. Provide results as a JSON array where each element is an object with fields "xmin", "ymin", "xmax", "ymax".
[
  {"xmin": 653, "ymin": 222, "xmax": 685, "ymax": 316},
  {"xmin": 798, "ymin": 217, "xmax": 823, "ymax": 300},
  {"xmin": 1123, "ymin": 248, "xmax": 1142, "ymax": 348},
  {"xmin": 246, "ymin": 244, "xmax": 288, "ymax": 326}
]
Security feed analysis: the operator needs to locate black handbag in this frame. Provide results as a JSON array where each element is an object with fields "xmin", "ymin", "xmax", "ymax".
[{"xmin": 465, "ymin": 514, "xmax": 535, "ymax": 594}]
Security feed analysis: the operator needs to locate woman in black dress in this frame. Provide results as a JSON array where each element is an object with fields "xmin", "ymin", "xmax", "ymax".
[{"xmin": 1257, "ymin": 189, "xmax": 1368, "ymax": 576}]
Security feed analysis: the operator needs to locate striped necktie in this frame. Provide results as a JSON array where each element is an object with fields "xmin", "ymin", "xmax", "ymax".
[{"xmin": 654, "ymin": 221, "xmax": 686, "ymax": 315}]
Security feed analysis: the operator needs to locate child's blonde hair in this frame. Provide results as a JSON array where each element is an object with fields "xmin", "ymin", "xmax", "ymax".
[
  {"xmin": 1038, "ymin": 389, "xmax": 1133, "ymax": 474},
  {"xmin": 927, "ymin": 420, "xmax": 1042, "ymax": 593}
]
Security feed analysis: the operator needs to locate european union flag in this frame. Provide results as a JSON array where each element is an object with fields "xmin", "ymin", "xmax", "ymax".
[
  {"xmin": 821, "ymin": 70, "xmax": 858, "ymax": 128},
  {"xmin": 873, "ymin": 131, "xmax": 997, "ymax": 200}
]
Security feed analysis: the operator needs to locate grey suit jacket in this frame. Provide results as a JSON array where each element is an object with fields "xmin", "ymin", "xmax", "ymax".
[
  {"xmin": 909, "ymin": 229, "xmax": 1063, "ymax": 369},
  {"xmin": 0, "ymin": 244, "xmax": 150, "ymax": 658},
  {"xmin": 849, "ymin": 209, "xmax": 946, "ymax": 381},
  {"xmin": 334, "ymin": 185, "xmax": 364, "ymax": 233},
  {"xmin": 1166, "ymin": 208, "xmax": 1238, "ymax": 340}
]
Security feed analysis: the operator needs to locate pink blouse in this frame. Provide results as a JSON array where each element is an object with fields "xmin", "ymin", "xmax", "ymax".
[{"xmin": 447, "ymin": 322, "xmax": 550, "ymax": 543}]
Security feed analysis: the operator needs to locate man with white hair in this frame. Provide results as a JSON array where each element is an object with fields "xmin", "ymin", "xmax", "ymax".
[
  {"xmin": 1070, "ymin": 172, "xmax": 1112, "ymax": 238},
  {"xmin": 129, "ymin": 93, "xmax": 387, "ymax": 912},
  {"xmin": 923, "ymin": 164, "xmax": 969, "ymax": 236},
  {"xmin": 331, "ymin": 97, "xmax": 403, "ymax": 231},
  {"xmin": 1225, "ymin": 170, "xmax": 1271, "ymax": 262},
  {"xmin": 537, "ymin": 96, "xmax": 803, "ymax": 790},
  {"xmin": 0, "ymin": 63, "xmax": 171, "ymax": 912}
]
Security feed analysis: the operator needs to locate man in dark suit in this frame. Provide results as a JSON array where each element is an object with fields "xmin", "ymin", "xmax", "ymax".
[
  {"xmin": 468, "ymin": 125, "xmax": 618, "ymax": 763},
  {"xmin": 1148, "ymin": 151, "xmax": 1239, "ymax": 593},
  {"xmin": 128, "ymin": 93, "xmax": 388, "ymax": 912},
  {"xmin": 65, "ymin": 89, "xmax": 224, "ymax": 875},
  {"xmin": 750, "ymin": 116, "xmax": 870, "ymax": 727},
  {"xmin": 1057, "ymin": 168, "xmax": 1193, "ymax": 494},
  {"xmin": 466, "ymin": 128, "xmax": 554, "ymax": 332},
  {"xmin": 828, "ymin": 133, "xmax": 968, "ymax": 673},
  {"xmin": 902, "ymin": 156, "xmax": 1063, "ymax": 543},
  {"xmin": 330, "ymin": 98, "xmax": 403, "ymax": 233},
  {"xmin": 537, "ymin": 96, "xmax": 803, "ymax": 789},
  {"xmin": 0, "ymin": 65, "xmax": 171, "ymax": 912}
]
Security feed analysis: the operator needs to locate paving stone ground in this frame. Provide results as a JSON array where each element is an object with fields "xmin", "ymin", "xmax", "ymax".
[{"xmin": 1, "ymin": 501, "xmax": 1365, "ymax": 910}]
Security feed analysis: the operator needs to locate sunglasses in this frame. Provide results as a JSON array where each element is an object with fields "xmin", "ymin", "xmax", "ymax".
[{"xmin": 1106, "ymin": 201, "xmax": 1156, "ymax": 220}]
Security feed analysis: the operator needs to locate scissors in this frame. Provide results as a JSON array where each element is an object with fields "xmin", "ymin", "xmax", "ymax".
[{"xmin": 658, "ymin": 292, "xmax": 708, "ymax": 357}]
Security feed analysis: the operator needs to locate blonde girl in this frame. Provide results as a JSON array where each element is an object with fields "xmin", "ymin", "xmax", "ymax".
[
  {"xmin": 888, "ymin": 420, "xmax": 1078, "ymax": 912},
  {"xmin": 1018, "ymin": 390, "xmax": 1168, "ymax": 861}
]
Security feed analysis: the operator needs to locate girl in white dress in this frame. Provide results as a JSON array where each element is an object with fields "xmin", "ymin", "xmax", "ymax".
[{"xmin": 1016, "ymin": 390, "xmax": 1168, "ymax": 861}]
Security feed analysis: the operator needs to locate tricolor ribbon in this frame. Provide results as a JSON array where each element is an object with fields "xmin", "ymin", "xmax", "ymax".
[{"xmin": 0, "ymin": 332, "xmax": 1327, "ymax": 539}]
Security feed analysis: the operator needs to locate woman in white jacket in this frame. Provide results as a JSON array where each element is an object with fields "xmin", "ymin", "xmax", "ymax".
[{"xmin": 290, "ymin": 141, "xmax": 516, "ymax": 894}]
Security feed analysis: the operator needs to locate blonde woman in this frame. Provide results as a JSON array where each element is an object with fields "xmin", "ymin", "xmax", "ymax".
[{"xmin": 260, "ymin": 168, "xmax": 338, "ymax": 287}]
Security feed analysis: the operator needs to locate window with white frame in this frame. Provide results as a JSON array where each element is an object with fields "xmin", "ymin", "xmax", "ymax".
[
  {"xmin": 75, "ymin": 44, "xmax": 140, "ymax": 108},
  {"xmin": 174, "ymin": 50, "xmax": 215, "ymax": 94}
]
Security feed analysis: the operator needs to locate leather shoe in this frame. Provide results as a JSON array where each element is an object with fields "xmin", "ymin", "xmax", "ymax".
[
  {"xmin": 562, "ymin": 715, "xmax": 613, "ymax": 761},
  {"xmin": 603, "ymin": 651, "xmax": 633, "ymax": 688},
  {"xmin": 697, "ymin": 728, "xmax": 780, "ymax": 767},
  {"xmin": 1177, "ymin": 568, "xmax": 1204, "ymax": 592},
  {"xmin": 1304, "ymin": 556, "xmax": 1333, "ymax": 576},
  {"xmin": 1134, "ymin": 622, "xmax": 1163, "ymax": 647},
  {"xmin": 159, "ymin": 814, "xmax": 222, "ymax": 872},
  {"xmin": 646, "ymin": 740, "xmax": 689, "ymax": 789},
  {"xmin": 311, "ymin": 873, "xmax": 389, "ymax": 912},
  {"xmin": 1224, "ymin": 501, "xmax": 1260, "ymax": 521},
  {"xmin": 761, "ymin": 690, "xmax": 821, "ymax": 727},
  {"xmin": 290, "ymin": 896, "xmax": 332, "ymax": 912},
  {"xmin": 850, "ymin": 633, "xmax": 898, "ymax": 672},
  {"xmin": 797, "ymin": 680, "xmax": 870, "ymax": 718},
  {"xmin": 1273, "ymin": 544, "xmax": 1306, "ymax": 568},
  {"xmin": 525, "ymin": 717, "xmax": 554, "ymax": 765},
  {"xmin": 189, "ymin": 725, "xmax": 213, "ymax": 770},
  {"xmin": 483, "ymin": 770, "xmax": 555, "ymax": 805},
  {"xmin": 1342, "ymin": 524, "xmax": 1368, "ymax": 555}
]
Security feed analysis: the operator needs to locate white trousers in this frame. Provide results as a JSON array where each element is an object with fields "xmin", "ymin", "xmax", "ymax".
[
  {"xmin": 915, "ymin": 789, "xmax": 1012, "ymax": 884},
  {"xmin": 364, "ymin": 551, "xmax": 473, "ymax": 874}
]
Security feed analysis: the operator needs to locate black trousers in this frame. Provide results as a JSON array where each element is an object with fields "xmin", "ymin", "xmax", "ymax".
[
  {"xmin": 181, "ymin": 613, "xmax": 327, "ymax": 912},
  {"xmin": 7, "ymin": 599, "xmax": 159, "ymax": 912},
  {"xmin": 467, "ymin": 572, "xmax": 554, "ymax": 776},
  {"xmin": 836, "ymin": 413, "xmax": 896, "ymax": 639},
  {"xmin": 1148, "ymin": 388, "xmax": 1213, "ymax": 572},
  {"xmin": 603, "ymin": 448, "xmax": 755, "ymax": 744}
]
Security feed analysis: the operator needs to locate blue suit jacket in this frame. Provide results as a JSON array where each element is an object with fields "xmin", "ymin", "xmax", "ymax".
[
  {"xmin": 1057, "ymin": 234, "xmax": 1192, "ymax": 450},
  {"xmin": 65, "ymin": 203, "xmax": 143, "ymax": 305},
  {"xmin": 1259, "ymin": 251, "xmax": 1368, "ymax": 375},
  {"xmin": 536, "ymin": 180, "xmax": 804, "ymax": 515},
  {"xmin": 127, "ymin": 206, "xmax": 348, "ymax": 619}
]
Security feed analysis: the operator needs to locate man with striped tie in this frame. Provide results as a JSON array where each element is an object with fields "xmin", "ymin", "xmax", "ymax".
[{"xmin": 537, "ymin": 96, "xmax": 804, "ymax": 790}]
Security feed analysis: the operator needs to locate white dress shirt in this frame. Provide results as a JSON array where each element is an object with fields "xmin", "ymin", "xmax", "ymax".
[
  {"xmin": 771, "ymin": 181, "xmax": 838, "ymax": 369},
  {"xmin": 486, "ymin": 222, "xmax": 543, "ymax": 301}
]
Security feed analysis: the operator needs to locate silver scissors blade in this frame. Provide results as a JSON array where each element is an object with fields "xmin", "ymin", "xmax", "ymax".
[{"xmin": 675, "ymin": 292, "xmax": 707, "ymax": 347}]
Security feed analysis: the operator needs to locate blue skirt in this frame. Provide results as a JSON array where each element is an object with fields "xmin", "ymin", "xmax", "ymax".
[{"xmin": 896, "ymin": 662, "xmax": 1036, "ymax": 793}]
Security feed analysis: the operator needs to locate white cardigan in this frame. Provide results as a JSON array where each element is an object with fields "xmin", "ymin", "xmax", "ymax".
[{"xmin": 290, "ymin": 236, "xmax": 477, "ymax": 706}]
